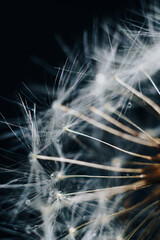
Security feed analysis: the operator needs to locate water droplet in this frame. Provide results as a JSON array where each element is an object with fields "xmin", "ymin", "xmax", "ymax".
[
  {"xmin": 50, "ymin": 173, "xmax": 54, "ymax": 178},
  {"xmin": 25, "ymin": 225, "xmax": 32, "ymax": 234},
  {"xmin": 26, "ymin": 199, "xmax": 31, "ymax": 206},
  {"xmin": 49, "ymin": 190, "xmax": 54, "ymax": 197},
  {"xmin": 34, "ymin": 225, "xmax": 39, "ymax": 231},
  {"xmin": 24, "ymin": 172, "xmax": 28, "ymax": 177},
  {"xmin": 35, "ymin": 177, "xmax": 39, "ymax": 181},
  {"xmin": 128, "ymin": 102, "xmax": 132, "ymax": 108}
]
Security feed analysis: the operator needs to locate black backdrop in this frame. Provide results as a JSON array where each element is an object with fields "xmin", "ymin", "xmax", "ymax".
[{"xmin": 0, "ymin": 0, "xmax": 141, "ymax": 117}]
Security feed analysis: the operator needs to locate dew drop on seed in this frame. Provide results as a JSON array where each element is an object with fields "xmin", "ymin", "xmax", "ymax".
[
  {"xmin": 24, "ymin": 172, "xmax": 28, "ymax": 177},
  {"xmin": 50, "ymin": 173, "xmax": 54, "ymax": 178},
  {"xmin": 34, "ymin": 225, "xmax": 39, "ymax": 231},
  {"xmin": 49, "ymin": 190, "xmax": 54, "ymax": 197},
  {"xmin": 25, "ymin": 225, "xmax": 32, "ymax": 234},
  {"xmin": 128, "ymin": 102, "xmax": 132, "ymax": 108},
  {"xmin": 26, "ymin": 199, "xmax": 31, "ymax": 206},
  {"xmin": 35, "ymin": 177, "xmax": 39, "ymax": 181}
]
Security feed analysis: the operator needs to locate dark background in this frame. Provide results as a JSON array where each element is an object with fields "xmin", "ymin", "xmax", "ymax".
[
  {"xmin": 0, "ymin": 0, "xmax": 142, "ymax": 239},
  {"xmin": 0, "ymin": 0, "xmax": 142, "ymax": 117}
]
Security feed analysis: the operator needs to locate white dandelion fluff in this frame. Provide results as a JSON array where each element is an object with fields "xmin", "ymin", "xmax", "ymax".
[{"xmin": 1, "ymin": 1, "xmax": 160, "ymax": 240}]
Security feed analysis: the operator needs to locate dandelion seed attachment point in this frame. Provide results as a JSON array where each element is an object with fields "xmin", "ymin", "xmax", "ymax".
[
  {"xmin": 29, "ymin": 152, "xmax": 37, "ymax": 163},
  {"xmin": 69, "ymin": 227, "xmax": 76, "ymax": 235}
]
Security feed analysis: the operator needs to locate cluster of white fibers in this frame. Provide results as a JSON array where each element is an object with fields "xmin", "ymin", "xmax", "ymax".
[{"xmin": 1, "ymin": 1, "xmax": 160, "ymax": 240}]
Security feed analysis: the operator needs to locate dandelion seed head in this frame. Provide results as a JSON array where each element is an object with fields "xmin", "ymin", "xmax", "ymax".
[{"xmin": 1, "ymin": 1, "xmax": 160, "ymax": 239}]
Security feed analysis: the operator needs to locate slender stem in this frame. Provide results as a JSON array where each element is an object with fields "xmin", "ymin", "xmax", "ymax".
[
  {"xmin": 62, "ymin": 174, "xmax": 145, "ymax": 179},
  {"xmin": 58, "ymin": 104, "xmax": 157, "ymax": 147},
  {"xmin": 105, "ymin": 104, "xmax": 160, "ymax": 145},
  {"xmin": 74, "ymin": 200, "xmax": 158, "ymax": 234},
  {"xmin": 65, "ymin": 128, "xmax": 152, "ymax": 160},
  {"xmin": 141, "ymin": 68, "xmax": 160, "ymax": 95},
  {"xmin": 36, "ymin": 154, "xmax": 143, "ymax": 173},
  {"xmin": 90, "ymin": 105, "xmax": 138, "ymax": 136},
  {"xmin": 114, "ymin": 76, "xmax": 160, "ymax": 115}
]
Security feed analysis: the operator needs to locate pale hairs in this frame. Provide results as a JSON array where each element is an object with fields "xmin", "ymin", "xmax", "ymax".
[{"xmin": 1, "ymin": 1, "xmax": 160, "ymax": 240}]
